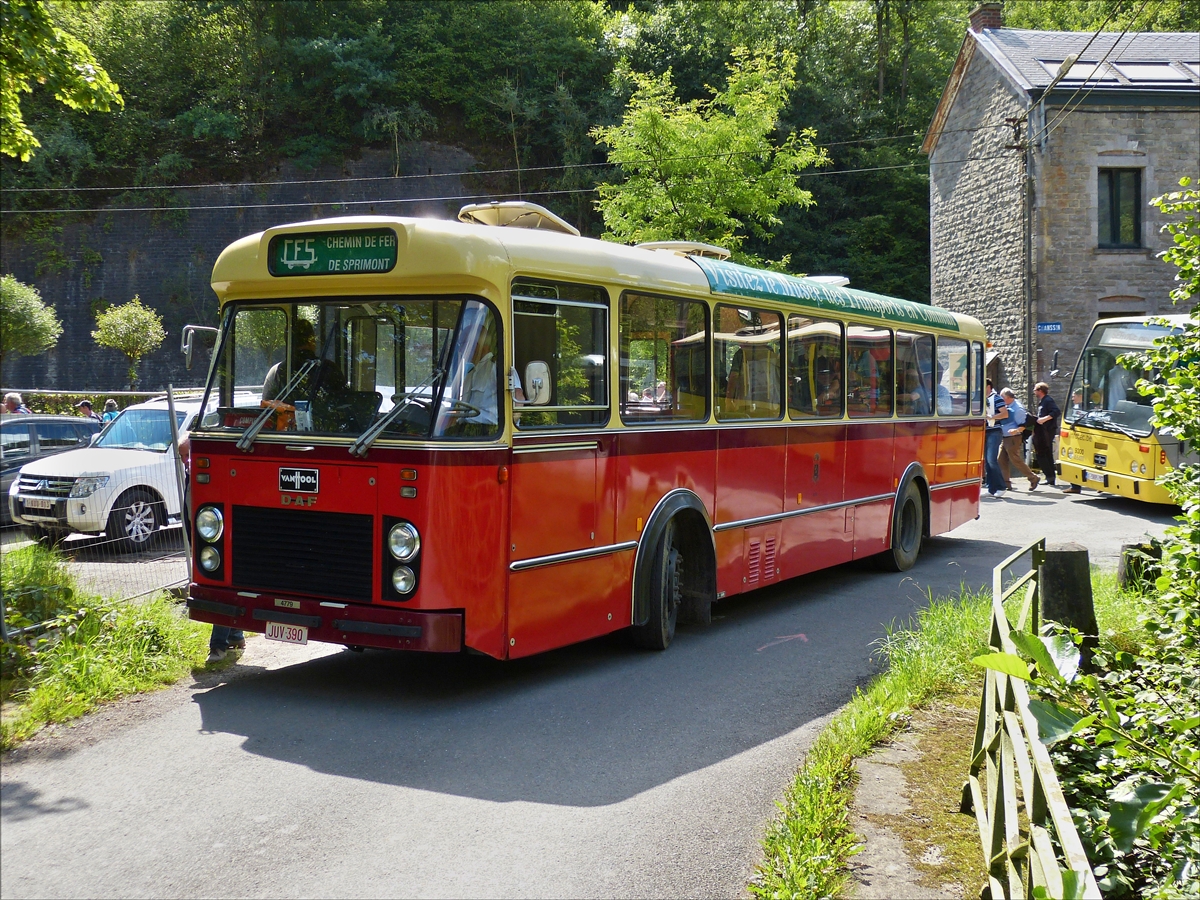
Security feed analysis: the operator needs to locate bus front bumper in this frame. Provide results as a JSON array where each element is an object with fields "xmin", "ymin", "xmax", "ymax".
[
  {"xmin": 187, "ymin": 585, "xmax": 464, "ymax": 653},
  {"xmin": 1059, "ymin": 462, "xmax": 1175, "ymax": 504}
]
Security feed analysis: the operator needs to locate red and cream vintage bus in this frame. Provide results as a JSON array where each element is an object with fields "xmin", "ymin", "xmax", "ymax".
[{"xmin": 186, "ymin": 202, "xmax": 986, "ymax": 659}]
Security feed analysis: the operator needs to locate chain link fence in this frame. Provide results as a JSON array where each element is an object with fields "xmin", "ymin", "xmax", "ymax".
[{"xmin": 2, "ymin": 388, "xmax": 194, "ymax": 641}]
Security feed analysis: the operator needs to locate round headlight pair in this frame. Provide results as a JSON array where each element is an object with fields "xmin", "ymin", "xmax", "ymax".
[
  {"xmin": 196, "ymin": 506, "xmax": 223, "ymax": 542},
  {"xmin": 388, "ymin": 522, "xmax": 420, "ymax": 562},
  {"xmin": 199, "ymin": 546, "xmax": 221, "ymax": 572}
]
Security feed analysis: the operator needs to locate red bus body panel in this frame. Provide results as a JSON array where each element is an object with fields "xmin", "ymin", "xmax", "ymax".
[{"xmin": 189, "ymin": 418, "xmax": 984, "ymax": 660}]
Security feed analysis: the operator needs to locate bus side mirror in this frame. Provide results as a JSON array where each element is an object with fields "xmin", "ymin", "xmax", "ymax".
[
  {"xmin": 181, "ymin": 324, "xmax": 219, "ymax": 371},
  {"xmin": 524, "ymin": 361, "xmax": 551, "ymax": 405}
]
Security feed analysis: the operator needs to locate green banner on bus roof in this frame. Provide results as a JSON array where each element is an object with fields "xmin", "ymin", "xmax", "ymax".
[
  {"xmin": 691, "ymin": 257, "xmax": 961, "ymax": 332},
  {"xmin": 268, "ymin": 228, "xmax": 398, "ymax": 277}
]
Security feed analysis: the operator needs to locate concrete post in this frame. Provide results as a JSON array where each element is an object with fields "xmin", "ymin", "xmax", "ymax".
[{"xmin": 1039, "ymin": 541, "xmax": 1098, "ymax": 668}]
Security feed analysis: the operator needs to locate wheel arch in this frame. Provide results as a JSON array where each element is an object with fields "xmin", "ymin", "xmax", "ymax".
[
  {"xmin": 104, "ymin": 483, "xmax": 168, "ymax": 524},
  {"xmin": 895, "ymin": 461, "xmax": 931, "ymax": 539},
  {"xmin": 630, "ymin": 488, "xmax": 716, "ymax": 628}
]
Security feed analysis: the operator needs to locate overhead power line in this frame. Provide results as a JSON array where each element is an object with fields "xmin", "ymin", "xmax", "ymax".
[
  {"xmin": 0, "ymin": 124, "xmax": 1011, "ymax": 197},
  {"xmin": 0, "ymin": 153, "xmax": 1016, "ymax": 216}
]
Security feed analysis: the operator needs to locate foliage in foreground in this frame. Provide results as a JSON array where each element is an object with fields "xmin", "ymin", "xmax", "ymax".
[
  {"xmin": 752, "ymin": 588, "xmax": 990, "ymax": 899},
  {"xmin": 2, "ymin": 543, "xmax": 208, "ymax": 749}
]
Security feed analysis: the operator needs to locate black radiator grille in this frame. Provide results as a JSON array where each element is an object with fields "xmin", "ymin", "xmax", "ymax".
[{"xmin": 232, "ymin": 506, "xmax": 374, "ymax": 602}]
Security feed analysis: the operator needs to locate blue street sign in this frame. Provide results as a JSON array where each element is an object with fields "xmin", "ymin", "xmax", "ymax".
[{"xmin": 1037, "ymin": 322, "xmax": 1062, "ymax": 333}]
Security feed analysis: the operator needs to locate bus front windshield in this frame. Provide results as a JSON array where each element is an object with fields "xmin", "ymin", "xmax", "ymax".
[
  {"xmin": 1065, "ymin": 321, "xmax": 1177, "ymax": 437},
  {"xmin": 198, "ymin": 297, "xmax": 501, "ymax": 441}
]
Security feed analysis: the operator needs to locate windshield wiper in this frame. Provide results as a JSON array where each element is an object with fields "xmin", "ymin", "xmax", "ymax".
[
  {"xmin": 235, "ymin": 358, "xmax": 320, "ymax": 452},
  {"xmin": 1077, "ymin": 408, "xmax": 1148, "ymax": 440},
  {"xmin": 348, "ymin": 369, "xmax": 444, "ymax": 458}
]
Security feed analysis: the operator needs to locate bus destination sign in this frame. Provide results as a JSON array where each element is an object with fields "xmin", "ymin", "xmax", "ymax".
[{"xmin": 268, "ymin": 228, "xmax": 398, "ymax": 277}]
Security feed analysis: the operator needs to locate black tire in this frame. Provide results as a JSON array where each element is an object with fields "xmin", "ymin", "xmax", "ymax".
[
  {"xmin": 878, "ymin": 480, "xmax": 924, "ymax": 572},
  {"xmin": 631, "ymin": 518, "xmax": 682, "ymax": 650},
  {"xmin": 107, "ymin": 488, "xmax": 164, "ymax": 552}
]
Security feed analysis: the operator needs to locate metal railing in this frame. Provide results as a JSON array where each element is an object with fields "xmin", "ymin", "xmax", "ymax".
[{"xmin": 964, "ymin": 538, "xmax": 1101, "ymax": 900}]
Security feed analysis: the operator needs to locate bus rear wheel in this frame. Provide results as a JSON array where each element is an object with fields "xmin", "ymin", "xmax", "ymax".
[
  {"xmin": 879, "ymin": 480, "xmax": 923, "ymax": 572},
  {"xmin": 631, "ymin": 519, "xmax": 682, "ymax": 650}
]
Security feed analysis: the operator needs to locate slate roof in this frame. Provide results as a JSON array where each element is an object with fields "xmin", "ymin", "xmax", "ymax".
[
  {"xmin": 976, "ymin": 28, "xmax": 1200, "ymax": 91},
  {"xmin": 922, "ymin": 28, "xmax": 1199, "ymax": 154}
]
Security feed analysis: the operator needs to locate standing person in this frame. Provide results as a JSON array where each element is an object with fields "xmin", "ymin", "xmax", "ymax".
[
  {"xmin": 1031, "ymin": 382, "xmax": 1060, "ymax": 488},
  {"xmin": 101, "ymin": 399, "xmax": 120, "ymax": 422},
  {"xmin": 998, "ymin": 388, "xmax": 1039, "ymax": 491},
  {"xmin": 984, "ymin": 379, "xmax": 1008, "ymax": 496},
  {"xmin": 3, "ymin": 392, "xmax": 31, "ymax": 413},
  {"xmin": 207, "ymin": 624, "xmax": 245, "ymax": 664},
  {"xmin": 75, "ymin": 399, "xmax": 102, "ymax": 423}
]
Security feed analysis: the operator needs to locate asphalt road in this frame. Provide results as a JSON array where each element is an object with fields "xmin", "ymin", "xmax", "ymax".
[{"xmin": 1, "ymin": 489, "xmax": 1176, "ymax": 899}]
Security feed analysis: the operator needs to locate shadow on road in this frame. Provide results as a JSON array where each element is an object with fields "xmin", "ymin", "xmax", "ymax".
[{"xmin": 191, "ymin": 535, "xmax": 1019, "ymax": 808}]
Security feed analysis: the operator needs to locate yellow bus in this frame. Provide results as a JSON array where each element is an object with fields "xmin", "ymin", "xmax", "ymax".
[{"xmin": 1058, "ymin": 314, "xmax": 1193, "ymax": 504}]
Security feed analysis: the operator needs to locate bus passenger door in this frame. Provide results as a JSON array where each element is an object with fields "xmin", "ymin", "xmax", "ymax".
[{"xmin": 506, "ymin": 290, "xmax": 613, "ymax": 658}]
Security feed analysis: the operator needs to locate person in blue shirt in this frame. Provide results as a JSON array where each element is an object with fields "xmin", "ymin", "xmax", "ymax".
[
  {"xmin": 999, "ymin": 388, "xmax": 1039, "ymax": 491},
  {"xmin": 101, "ymin": 399, "xmax": 120, "ymax": 423},
  {"xmin": 984, "ymin": 380, "xmax": 1008, "ymax": 496}
]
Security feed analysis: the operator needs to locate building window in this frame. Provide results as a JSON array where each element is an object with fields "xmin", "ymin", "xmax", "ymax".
[{"xmin": 1098, "ymin": 168, "xmax": 1141, "ymax": 248}]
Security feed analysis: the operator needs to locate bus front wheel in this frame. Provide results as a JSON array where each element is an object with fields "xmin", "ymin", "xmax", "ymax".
[
  {"xmin": 631, "ymin": 518, "xmax": 682, "ymax": 650},
  {"xmin": 879, "ymin": 480, "xmax": 924, "ymax": 572}
]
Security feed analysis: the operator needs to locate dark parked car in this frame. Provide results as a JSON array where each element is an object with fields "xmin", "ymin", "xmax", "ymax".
[{"xmin": 1, "ymin": 414, "xmax": 102, "ymax": 526}]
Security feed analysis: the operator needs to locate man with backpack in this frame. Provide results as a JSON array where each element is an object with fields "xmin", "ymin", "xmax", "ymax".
[{"xmin": 998, "ymin": 387, "xmax": 1039, "ymax": 491}]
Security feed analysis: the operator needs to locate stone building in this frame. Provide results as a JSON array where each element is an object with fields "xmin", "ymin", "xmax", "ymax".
[{"xmin": 922, "ymin": 2, "xmax": 1199, "ymax": 403}]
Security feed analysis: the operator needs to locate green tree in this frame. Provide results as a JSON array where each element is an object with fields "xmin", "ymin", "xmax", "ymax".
[
  {"xmin": 1, "ymin": 0, "xmax": 122, "ymax": 161},
  {"xmin": 92, "ymin": 295, "xmax": 165, "ymax": 389},
  {"xmin": 0, "ymin": 274, "xmax": 62, "ymax": 365},
  {"xmin": 592, "ymin": 48, "xmax": 825, "ymax": 262}
]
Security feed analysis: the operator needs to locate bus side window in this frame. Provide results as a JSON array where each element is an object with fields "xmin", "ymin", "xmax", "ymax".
[
  {"xmin": 936, "ymin": 337, "xmax": 969, "ymax": 415},
  {"xmin": 714, "ymin": 305, "xmax": 782, "ymax": 421},
  {"xmin": 787, "ymin": 315, "xmax": 843, "ymax": 419},
  {"xmin": 847, "ymin": 326, "xmax": 892, "ymax": 417},
  {"xmin": 895, "ymin": 331, "xmax": 934, "ymax": 416},
  {"xmin": 971, "ymin": 341, "xmax": 984, "ymax": 415},
  {"xmin": 620, "ymin": 292, "xmax": 709, "ymax": 423},
  {"xmin": 512, "ymin": 291, "xmax": 608, "ymax": 429}
]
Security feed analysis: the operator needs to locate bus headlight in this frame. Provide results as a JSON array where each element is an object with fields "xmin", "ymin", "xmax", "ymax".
[
  {"xmin": 1130, "ymin": 461, "xmax": 1138, "ymax": 474},
  {"xmin": 1140, "ymin": 464, "xmax": 1147, "ymax": 474},
  {"xmin": 1067, "ymin": 448, "xmax": 1074, "ymax": 459},
  {"xmin": 199, "ymin": 546, "xmax": 221, "ymax": 572},
  {"xmin": 196, "ymin": 506, "xmax": 223, "ymax": 542},
  {"xmin": 388, "ymin": 522, "xmax": 420, "ymax": 561},
  {"xmin": 391, "ymin": 565, "xmax": 416, "ymax": 594}
]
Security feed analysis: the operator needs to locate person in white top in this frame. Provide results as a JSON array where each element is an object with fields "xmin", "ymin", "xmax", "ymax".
[
  {"xmin": 1106, "ymin": 363, "xmax": 1133, "ymax": 409},
  {"xmin": 460, "ymin": 318, "xmax": 498, "ymax": 425}
]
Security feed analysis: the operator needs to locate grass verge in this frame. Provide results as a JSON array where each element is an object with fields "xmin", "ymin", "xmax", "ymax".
[
  {"xmin": 2, "ymin": 543, "xmax": 209, "ymax": 750},
  {"xmin": 750, "ymin": 586, "xmax": 992, "ymax": 899},
  {"xmin": 750, "ymin": 572, "xmax": 1151, "ymax": 900}
]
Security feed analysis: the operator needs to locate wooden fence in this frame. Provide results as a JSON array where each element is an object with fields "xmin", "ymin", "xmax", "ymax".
[{"xmin": 963, "ymin": 538, "xmax": 1101, "ymax": 900}]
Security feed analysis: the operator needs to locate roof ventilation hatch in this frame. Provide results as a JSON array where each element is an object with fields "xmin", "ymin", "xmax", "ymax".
[
  {"xmin": 457, "ymin": 201, "xmax": 580, "ymax": 236},
  {"xmin": 635, "ymin": 240, "xmax": 732, "ymax": 260}
]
